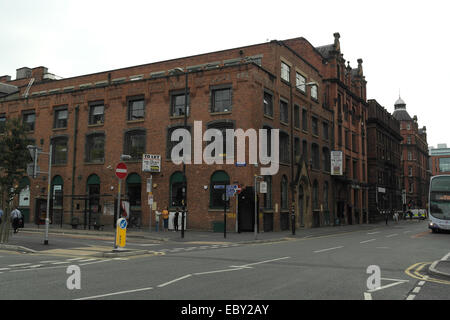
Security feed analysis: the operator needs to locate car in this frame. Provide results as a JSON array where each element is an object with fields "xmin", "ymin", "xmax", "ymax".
[{"xmin": 408, "ymin": 209, "xmax": 427, "ymax": 220}]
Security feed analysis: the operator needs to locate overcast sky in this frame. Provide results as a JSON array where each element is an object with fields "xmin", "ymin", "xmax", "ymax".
[{"xmin": 1, "ymin": 0, "xmax": 448, "ymax": 148}]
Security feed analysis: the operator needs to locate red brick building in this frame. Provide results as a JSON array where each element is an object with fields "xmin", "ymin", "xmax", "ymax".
[
  {"xmin": 1, "ymin": 34, "xmax": 367, "ymax": 231},
  {"xmin": 392, "ymin": 97, "xmax": 430, "ymax": 210},
  {"xmin": 429, "ymin": 144, "xmax": 450, "ymax": 175}
]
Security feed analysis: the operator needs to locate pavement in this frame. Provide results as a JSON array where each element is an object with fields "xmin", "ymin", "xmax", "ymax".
[{"xmin": 1, "ymin": 219, "xmax": 449, "ymax": 278}]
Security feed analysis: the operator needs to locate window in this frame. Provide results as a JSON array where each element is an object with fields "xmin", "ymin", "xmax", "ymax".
[
  {"xmin": 409, "ymin": 182, "xmax": 414, "ymax": 194},
  {"xmin": 280, "ymin": 100, "xmax": 289, "ymax": 123},
  {"xmin": 407, "ymin": 136, "xmax": 411, "ymax": 144},
  {"xmin": 279, "ymin": 132, "xmax": 290, "ymax": 163},
  {"xmin": 54, "ymin": 107, "xmax": 68, "ymax": 129},
  {"xmin": 312, "ymin": 117, "xmax": 319, "ymax": 136},
  {"xmin": 170, "ymin": 172, "xmax": 186, "ymax": 207},
  {"xmin": 322, "ymin": 147, "xmax": 330, "ymax": 172},
  {"xmin": 408, "ymin": 166, "xmax": 413, "ymax": 176},
  {"xmin": 263, "ymin": 125, "xmax": 272, "ymax": 157},
  {"xmin": 263, "ymin": 175, "xmax": 272, "ymax": 209},
  {"xmin": 23, "ymin": 111, "xmax": 36, "ymax": 131},
  {"xmin": 323, "ymin": 182, "xmax": 329, "ymax": 211},
  {"xmin": 302, "ymin": 140, "xmax": 308, "ymax": 163},
  {"xmin": 85, "ymin": 133, "xmax": 105, "ymax": 163},
  {"xmin": 89, "ymin": 101, "xmax": 104, "ymax": 125},
  {"xmin": 167, "ymin": 125, "xmax": 190, "ymax": 160},
  {"xmin": 171, "ymin": 91, "xmax": 190, "ymax": 117},
  {"xmin": 408, "ymin": 151, "xmax": 412, "ymax": 161},
  {"xmin": 352, "ymin": 133, "xmax": 358, "ymax": 153},
  {"xmin": 345, "ymin": 130, "xmax": 350, "ymax": 150},
  {"xmin": 312, "ymin": 180, "xmax": 319, "ymax": 210},
  {"xmin": 263, "ymin": 92, "xmax": 273, "ymax": 117},
  {"xmin": 311, "ymin": 85, "xmax": 318, "ymax": 100},
  {"xmin": 210, "ymin": 171, "xmax": 230, "ymax": 208},
  {"xmin": 294, "ymin": 105, "xmax": 300, "ymax": 128},
  {"xmin": 211, "ymin": 87, "xmax": 232, "ymax": 113},
  {"xmin": 0, "ymin": 114, "xmax": 5, "ymax": 134},
  {"xmin": 302, "ymin": 109, "xmax": 308, "ymax": 131},
  {"xmin": 124, "ymin": 130, "xmax": 146, "ymax": 160},
  {"xmin": 207, "ymin": 122, "xmax": 234, "ymax": 158},
  {"xmin": 296, "ymin": 72, "xmax": 306, "ymax": 92},
  {"xmin": 439, "ymin": 158, "xmax": 450, "ymax": 172},
  {"xmin": 281, "ymin": 62, "xmax": 290, "ymax": 82},
  {"xmin": 312, "ymin": 143, "xmax": 320, "ymax": 170},
  {"xmin": 51, "ymin": 137, "xmax": 68, "ymax": 165},
  {"xmin": 281, "ymin": 176, "xmax": 288, "ymax": 210},
  {"xmin": 323, "ymin": 122, "xmax": 329, "ymax": 141},
  {"xmin": 294, "ymin": 137, "xmax": 300, "ymax": 160},
  {"xmin": 353, "ymin": 160, "xmax": 358, "ymax": 180},
  {"xmin": 127, "ymin": 96, "xmax": 145, "ymax": 121},
  {"xmin": 338, "ymin": 125, "xmax": 342, "ymax": 146},
  {"xmin": 407, "ymin": 123, "xmax": 411, "ymax": 130}
]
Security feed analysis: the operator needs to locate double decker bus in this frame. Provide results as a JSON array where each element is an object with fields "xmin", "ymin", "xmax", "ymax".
[{"xmin": 428, "ymin": 175, "xmax": 450, "ymax": 233}]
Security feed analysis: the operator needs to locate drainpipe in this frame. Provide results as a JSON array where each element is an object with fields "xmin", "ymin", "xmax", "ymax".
[{"xmin": 70, "ymin": 105, "xmax": 79, "ymax": 222}]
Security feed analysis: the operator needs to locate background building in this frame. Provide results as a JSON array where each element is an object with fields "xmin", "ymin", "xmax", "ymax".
[
  {"xmin": 429, "ymin": 144, "xmax": 450, "ymax": 175},
  {"xmin": 366, "ymin": 99, "xmax": 403, "ymax": 222},
  {"xmin": 392, "ymin": 97, "xmax": 430, "ymax": 210}
]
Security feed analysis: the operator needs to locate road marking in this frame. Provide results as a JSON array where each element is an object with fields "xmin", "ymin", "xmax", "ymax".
[
  {"xmin": 76, "ymin": 287, "xmax": 154, "ymax": 300},
  {"xmin": 367, "ymin": 278, "xmax": 409, "ymax": 293},
  {"xmin": 403, "ymin": 231, "xmax": 412, "ymax": 234},
  {"xmin": 0, "ymin": 268, "xmax": 11, "ymax": 271},
  {"xmin": 386, "ymin": 234, "xmax": 398, "ymax": 238},
  {"xmin": 77, "ymin": 258, "xmax": 98, "ymax": 263},
  {"xmin": 66, "ymin": 258, "xmax": 85, "ymax": 261},
  {"xmin": 8, "ymin": 263, "xmax": 32, "ymax": 267},
  {"xmin": 39, "ymin": 261, "xmax": 59, "ymax": 264},
  {"xmin": 314, "ymin": 246, "xmax": 344, "ymax": 253},
  {"xmin": 51, "ymin": 261, "xmax": 70, "ymax": 265},
  {"xmin": 157, "ymin": 274, "xmax": 192, "ymax": 288},
  {"xmin": 194, "ymin": 268, "xmax": 244, "ymax": 275},
  {"xmin": 406, "ymin": 294, "xmax": 415, "ymax": 300},
  {"xmin": 367, "ymin": 232, "xmax": 380, "ymax": 235},
  {"xmin": 418, "ymin": 281, "xmax": 425, "ymax": 286},
  {"xmin": 412, "ymin": 287, "xmax": 421, "ymax": 294},
  {"xmin": 364, "ymin": 292, "xmax": 372, "ymax": 300},
  {"xmin": 376, "ymin": 247, "xmax": 390, "ymax": 249},
  {"xmin": 442, "ymin": 252, "xmax": 450, "ymax": 261},
  {"xmin": 360, "ymin": 239, "xmax": 376, "ymax": 244}
]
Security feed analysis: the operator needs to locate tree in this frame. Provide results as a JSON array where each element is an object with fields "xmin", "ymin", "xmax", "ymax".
[{"xmin": 0, "ymin": 117, "xmax": 30, "ymax": 243}]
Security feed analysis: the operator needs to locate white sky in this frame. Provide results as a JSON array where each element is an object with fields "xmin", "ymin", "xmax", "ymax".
[{"xmin": 1, "ymin": 0, "xmax": 449, "ymax": 148}]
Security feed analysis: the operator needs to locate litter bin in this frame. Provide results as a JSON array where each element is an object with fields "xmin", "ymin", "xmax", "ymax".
[{"xmin": 212, "ymin": 221, "xmax": 224, "ymax": 232}]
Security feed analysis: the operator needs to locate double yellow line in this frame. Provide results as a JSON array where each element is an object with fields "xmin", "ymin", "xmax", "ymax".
[{"xmin": 405, "ymin": 262, "xmax": 450, "ymax": 285}]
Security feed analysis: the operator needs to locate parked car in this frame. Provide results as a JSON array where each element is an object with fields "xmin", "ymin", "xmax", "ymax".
[{"xmin": 408, "ymin": 209, "xmax": 427, "ymax": 220}]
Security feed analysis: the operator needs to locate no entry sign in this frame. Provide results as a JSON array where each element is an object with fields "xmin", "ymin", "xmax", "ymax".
[{"xmin": 115, "ymin": 162, "xmax": 128, "ymax": 179}]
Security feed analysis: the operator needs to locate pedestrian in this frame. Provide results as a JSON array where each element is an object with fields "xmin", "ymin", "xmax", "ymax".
[
  {"xmin": 11, "ymin": 207, "xmax": 22, "ymax": 234},
  {"xmin": 408, "ymin": 210, "xmax": 413, "ymax": 220},
  {"xmin": 173, "ymin": 208, "xmax": 180, "ymax": 232},
  {"xmin": 0, "ymin": 208, "xmax": 3, "ymax": 225},
  {"xmin": 385, "ymin": 210, "xmax": 389, "ymax": 225},
  {"xmin": 162, "ymin": 207, "xmax": 169, "ymax": 232}
]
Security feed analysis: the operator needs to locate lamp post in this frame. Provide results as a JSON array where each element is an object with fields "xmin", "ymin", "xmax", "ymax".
[
  {"xmin": 173, "ymin": 67, "xmax": 189, "ymax": 239},
  {"xmin": 254, "ymin": 174, "xmax": 262, "ymax": 240},
  {"xmin": 27, "ymin": 144, "xmax": 52, "ymax": 245}
]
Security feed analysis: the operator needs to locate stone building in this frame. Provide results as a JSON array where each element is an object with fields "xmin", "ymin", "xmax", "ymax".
[{"xmin": 366, "ymin": 99, "xmax": 403, "ymax": 222}]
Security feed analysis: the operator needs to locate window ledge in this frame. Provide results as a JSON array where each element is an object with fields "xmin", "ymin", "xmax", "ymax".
[
  {"xmin": 53, "ymin": 127, "xmax": 67, "ymax": 131},
  {"xmin": 208, "ymin": 208, "xmax": 232, "ymax": 212},
  {"xmin": 170, "ymin": 115, "xmax": 190, "ymax": 120},
  {"xmin": 263, "ymin": 114, "xmax": 274, "ymax": 120},
  {"xmin": 210, "ymin": 111, "xmax": 232, "ymax": 116},
  {"xmin": 127, "ymin": 119, "xmax": 145, "ymax": 124},
  {"xmin": 84, "ymin": 161, "xmax": 105, "ymax": 165},
  {"xmin": 280, "ymin": 121, "xmax": 289, "ymax": 126},
  {"xmin": 88, "ymin": 123, "xmax": 104, "ymax": 128}
]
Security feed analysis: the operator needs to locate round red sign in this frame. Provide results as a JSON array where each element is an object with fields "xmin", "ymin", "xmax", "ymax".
[{"xmin": 115, "ymin": 162, "xmax": 128, "ymax": 179}]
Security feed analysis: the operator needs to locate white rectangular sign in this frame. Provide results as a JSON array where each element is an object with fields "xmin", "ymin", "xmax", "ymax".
[
  {"xmin": 331, "ymin": 151, "xmax": 343, "ymax": 176},
  {"xmin": 259, "ymin": 181, "xmax": 268, "ymax": 194},
  {"xmin": 142, "ymin": 154, "xmax": 161, "ymax": 173}
]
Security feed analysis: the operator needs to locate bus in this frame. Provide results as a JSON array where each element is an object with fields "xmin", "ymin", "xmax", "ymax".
[{"xmin": 428, "ymin": 175, "xmax": 450, "ymax": 233}]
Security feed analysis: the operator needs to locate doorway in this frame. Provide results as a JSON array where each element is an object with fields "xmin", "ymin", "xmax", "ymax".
[{"xmin": 238, "ymin": 186, "xmax": 255, "ymax": 232}]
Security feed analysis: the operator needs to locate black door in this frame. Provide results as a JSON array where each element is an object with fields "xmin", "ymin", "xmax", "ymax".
[{"xmin": 238, "ymin": 186, "xmax": 254, "ymax": 232}]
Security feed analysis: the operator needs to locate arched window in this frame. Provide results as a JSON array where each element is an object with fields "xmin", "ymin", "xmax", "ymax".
[
  {"xmin": 323, "ymin": 181, "xmax": 329, "ymax": 210},
  {"xmin": 51, "ymin": 175, "xmax": 64, "ymax": 208},
  {"xmin": 126, "ymin": 173, "xmax": 142, "ymax": 208},
  {"xmin": 170, "ymin": 171, "xmax": 186, "ymax": 208},
  {"xmin": 87, "ymin": 174, "xmax": 100, "ymax": 214},
  {"xmin": 313, "ymin": 180, "xmax": 319, "ymax": 210},
  {"xmin": 210, "ymin": 171, "xmax": 230, "ymax": 208},
  {"xmin": 281, "ymin": 175, "xmax": 288, "ymax": 210}
]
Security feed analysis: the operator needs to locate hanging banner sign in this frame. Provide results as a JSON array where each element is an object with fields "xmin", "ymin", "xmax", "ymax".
[{"xmin": 331, "ymin": 151, "xmax": 343, "ymax": 176}]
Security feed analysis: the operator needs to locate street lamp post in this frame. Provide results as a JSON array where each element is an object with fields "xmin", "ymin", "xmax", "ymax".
[{"xmin": 254, "ymin": 174, "xmax": 262, "ymax": 240}]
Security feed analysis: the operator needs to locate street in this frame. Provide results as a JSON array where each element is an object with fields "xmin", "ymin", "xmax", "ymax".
[{"xmin": 0, "ymin": 220, "xmax": 449, "ymax": 302}]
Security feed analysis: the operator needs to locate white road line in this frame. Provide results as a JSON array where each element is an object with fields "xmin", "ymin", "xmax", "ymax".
[
  {"xmin": 21, "ymin": 264, "xmax": 42, "ymax": 269},
  {"xmin": 75, "ymin": 287, "xmax": 154, "ymax": 300},
  {"xmin": 386, "ymin": 234, "xmax": 398, "ymax": 238},
  {"xmin": 364, "ymin": 292, "xmax": 372, "ymax": 300},
  {"xmin": 8, "ymin": 263, "xmax": 32, "ymax": 267},
  {"xmin": 39, "ymin": 261, "xmax": 59, "ymax": 264},
  {"xmin": 406, "ymin": 294, "xmax": 416, "ymax": 300},
  {"xmin": 403, "ymin": 231, "xmax": 412, "ymax": 234},
  {"xmin": 136, "ymin": 244, "xmax": 158, "ymax": 247},
  {"xmin": 51, "ymin": 261, "xmax": 70, "ymax": 265},
  {"xmin": 240, "ymin": 257, "xmax": 290, "ymax": 267},
  {"xmin": 367, "ymin": 232, "xmax": 380, "ymax": 235},
  {"xmin": 0, "ymin": 268, "xmax": 11, "ymax": 271},
  {"xmin": 442, "ymin": 252, "xmax": 450, "ymax": 261},
  {"xmin": 418, "ymin": 281, "xmax": 425, "ymax": 286},
  {"xmin": 76, "ymin": 258, "xmax": 98, "ymax": 263},
  {"xmin": 157, "ymin": 274, "xmax": 192, "ymax": 288},
  {"xmin": 367, "ymin": 279, "xmax": 409, "ymax": 293},
  {"xmin": 360, "ymin": 239, "xmax": 376, "ymax": 244},
  {"xmin": 412, "ymin": 287, "xmax": 421, "ymax": 294},
  {"xmin": 67, "ymin": 258, "xmax": 85, "ymax": 261},
  {"xmin": 194, "ymin": 268, "xmax": 244, "ymax": 275},
  {"xmin": 314, "ymin": 246, "xmax": 344, "ymax": 253}
]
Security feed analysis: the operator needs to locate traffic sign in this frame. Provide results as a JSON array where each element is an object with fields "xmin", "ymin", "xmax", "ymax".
[
  {"xmin": 115, "ymin": 162, "xmax": 128, "ymax": 179},
  {"xmin": 226, "ymin": 185, "xmax": 235, "ymax": 197},
  {"xmin": 235, "ymin": 184, "xmax": 242, "ymax": 194},
  {"xmin": 116, "ymin": 218, "xmax": 127, "ymax": 248}
]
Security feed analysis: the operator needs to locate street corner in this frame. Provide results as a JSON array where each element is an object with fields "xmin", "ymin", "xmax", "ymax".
[
  {"xmin": 429, "ymin": 260, "xmax": 450, "ymax": 279},
  {"xmin": 0, "ymin": 244, "xmax": 36, "ymax": 254}
]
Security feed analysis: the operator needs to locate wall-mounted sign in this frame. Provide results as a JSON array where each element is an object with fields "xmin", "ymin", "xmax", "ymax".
[
  {"xmin": 142, "ymin": 154, "xmax": 161, "ymax": 173},
  {"xmin": 331, "ymin": 151, "xmax": 343, "ymax": 176}
]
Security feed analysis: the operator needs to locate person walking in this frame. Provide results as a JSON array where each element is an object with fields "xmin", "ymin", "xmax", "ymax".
[
  {"xmin": 155, "ymin": 210, "xmax": 161, "ymax": 232},
  {"xmin": 385, "ymin": 210, "xmax": 389, "ymax": 225},
  {"xmin": 0, "ymin": 208, "xmax": 3, "ymax": 225},
  {"xmin": 173, "ymin": 208, "xmax": 180, "ymax": 232},
  {"xmin": 162, "ymin": 207, "xmax": 169, "ymax": 232},
  {"xmin": 11, "ymin": 207, "xmax": 22, "ymax": 233}
]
